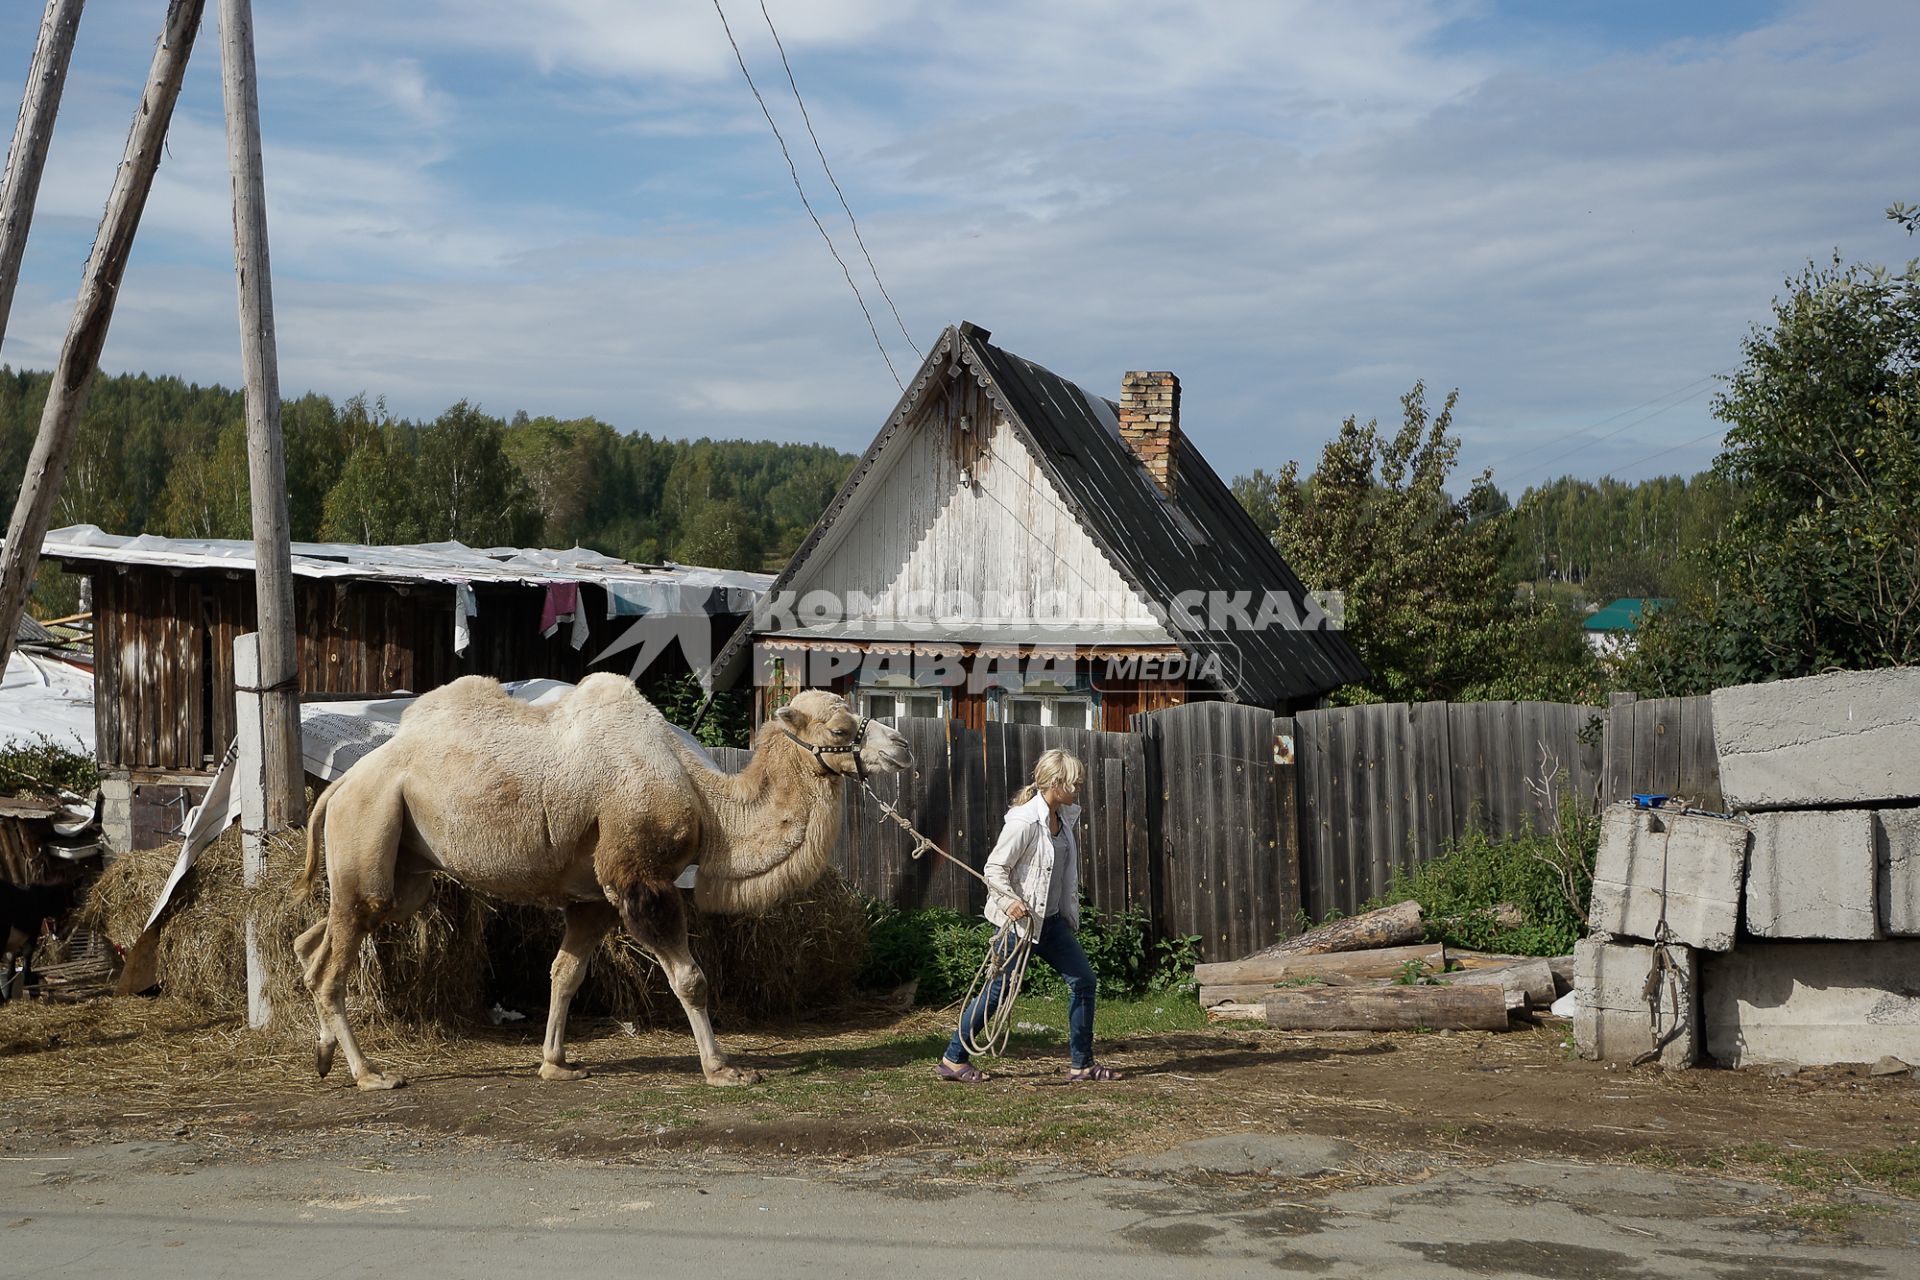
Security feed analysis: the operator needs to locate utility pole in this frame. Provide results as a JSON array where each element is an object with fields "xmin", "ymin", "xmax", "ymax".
[
  {"xmin": 0, "ymin": 0, "xmax": 86, "ymax": 354},
  {"xmin": 218, "ymin": 0, "xmax": 303, "ymax": 830},
  {"xmin": 0, "ymin": 0, "xmax": 205, "ymax": 675}
]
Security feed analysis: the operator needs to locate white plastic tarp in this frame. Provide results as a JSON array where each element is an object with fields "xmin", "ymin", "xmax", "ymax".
[{"xmin": 0, "ymin": 652, "xmax": 94, "ymax": 756}]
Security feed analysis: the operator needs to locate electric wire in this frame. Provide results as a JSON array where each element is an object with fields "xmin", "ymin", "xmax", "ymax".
[
  {"xmin": 1604, "ymin": 425, "xmax": 1726, "ymax": 480},
  {"xmin": 1481, "ymin": 369, "xmax": 1729, "ymax": 476},
  {"xmin": 757, "ymin": 0, "xmax": 920, "ymax": 360},
  {"xmin": 1498, "ymin": 381, "xmax": 1721, "ymax": 488},
  {"xmin": 710, "ymin": 0, "xmax": 903, "ymax": 390}
]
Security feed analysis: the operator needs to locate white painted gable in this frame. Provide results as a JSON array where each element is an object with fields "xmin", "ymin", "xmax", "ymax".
[{"xmin": 784, "ymin": 409, "xmax": 1170, "ymax": 639}]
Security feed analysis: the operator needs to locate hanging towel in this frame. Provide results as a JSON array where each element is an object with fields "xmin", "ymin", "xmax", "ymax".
[
  {"xmin": 540, "ymin": 582, "xmax": 579, "ymax": 638},
  {"xmin": 453, "ymin": 583, "xmax": 478, "ymax": 655},
  {"xmin": 569, "ymin": 603, "xmax": 590, "ymax": 651}
]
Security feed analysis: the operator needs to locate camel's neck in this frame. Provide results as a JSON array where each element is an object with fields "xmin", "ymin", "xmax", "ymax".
[{"xmin": 685, "ymin": 728, "xmax": 845, "ymax": 914}]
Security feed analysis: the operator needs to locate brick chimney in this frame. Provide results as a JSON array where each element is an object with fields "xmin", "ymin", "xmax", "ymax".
[{"xmin": 1118, "ymin": 371, "xmax": 1180, "ymax": 496}]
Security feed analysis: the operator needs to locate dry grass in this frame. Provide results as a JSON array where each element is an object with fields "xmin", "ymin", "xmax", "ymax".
[{"xmin": 78, "ymin": 827, "xmax": 870, "ymax": 1044}]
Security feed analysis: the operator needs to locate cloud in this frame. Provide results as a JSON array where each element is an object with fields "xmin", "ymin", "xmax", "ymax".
[{"xmin": 1, "ymin": 0, "xmax": 1915, "ymax": 498}]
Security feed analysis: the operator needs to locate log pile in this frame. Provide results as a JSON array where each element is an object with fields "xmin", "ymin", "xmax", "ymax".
[{"xmin": 1200, "ymin": 900, "xmax": 1573, "ymax": 1031}]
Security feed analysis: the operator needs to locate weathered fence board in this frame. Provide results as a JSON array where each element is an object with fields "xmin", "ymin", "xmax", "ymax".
[
  {"xmin": 710, "ymin": 690, "xmax": 1719, "ymax": 957},
  {"xmin": 1601, "ymin": 693, "xmax": 1721, "ymax": 809},
  {"xmin": 1297, "ymin": 699, "xmax": 1605, "ymax": 920}
]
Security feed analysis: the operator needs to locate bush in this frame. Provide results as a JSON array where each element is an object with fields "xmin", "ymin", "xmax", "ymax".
[
  {"xmin": 0, "ymin": 734, "xmax": 98, "ymax": 796},
  {"xmin": 858, "ymin": 897, "xmax": 1200, "ymax": 1005},
  {"xmin": 1367, "ymin": 793, "xmax": 1597, "ymax": 957}
]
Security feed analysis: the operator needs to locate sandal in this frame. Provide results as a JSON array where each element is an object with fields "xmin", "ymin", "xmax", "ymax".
[
  {"xmin": 1067, "ymin": 1063, "xmax": 1124, "ymax": 1082},
  {"xmin": 936, "ymin": 1060, "xmax": 991, "ymax": 1084}
]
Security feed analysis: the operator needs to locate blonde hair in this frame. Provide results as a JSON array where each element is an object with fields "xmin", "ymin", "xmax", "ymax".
[{"xmin": 1013, "ymin": 749, "xmax": 1086, "ymax": 806}]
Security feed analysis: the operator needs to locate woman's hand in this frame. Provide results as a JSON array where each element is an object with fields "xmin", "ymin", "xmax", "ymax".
[{"xmin": 1004, "ymin": 900, "xmax": 1031, "ymax": 922}]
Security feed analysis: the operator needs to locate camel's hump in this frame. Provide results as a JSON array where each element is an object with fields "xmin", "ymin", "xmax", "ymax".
[{"xmin": 398, "ymin": 672, "xmax": 670, "ymax": 736}]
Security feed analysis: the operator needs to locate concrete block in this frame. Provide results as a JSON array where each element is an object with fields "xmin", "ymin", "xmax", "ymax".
[
  {"xmin": 1878, "ymin": 809, "xmax": 1920, "ymax": 936},
  {"xmin": 1712, "ymin": 667, "xmax": 1920, "ymax": 809},
  {"xmin": 1573, "ymin": 939, "xmax": 1698, "ymax": 1070},
  {"xmin": 1702, "ymin": 942, "xmax": 1920, "ymax": 1068},
  {"xmin": 1588, "ymin": 804, "xmax": 1747, "ymax": 951},
  {"xmin": 98, "ymin": 776, "xmax": 133, "ymax": 855},
  {"xmin": 1745, "ymin": 810, "xmax": 1878, "ymax": 940}
]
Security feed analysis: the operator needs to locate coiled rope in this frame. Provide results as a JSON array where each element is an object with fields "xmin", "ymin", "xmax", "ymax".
[{"xmin": 857, "ymin": 777, "xmax": 1037, "ymax": 1057}]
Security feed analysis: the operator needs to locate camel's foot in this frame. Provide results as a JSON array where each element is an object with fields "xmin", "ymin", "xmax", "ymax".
[
  {"xmin": 538, "ymin": 1060, "xmax": 591, "ymax": 1082},
  {"xmin": 703, "ymin": 1064, "xmax": 760, "ymax": 1087},
  {"xmin": 315, "ymin": 1040, "xmax": 336, "ymax": 1079},
  {"xmin": 353, "ymin": 1070, "xmax": 407, "ymax": 1092}
]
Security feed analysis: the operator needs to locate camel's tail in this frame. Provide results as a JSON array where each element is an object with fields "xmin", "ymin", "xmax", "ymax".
[{"xmin": 301, "ymin": 782, "xmax": 334, "ymax": 900}]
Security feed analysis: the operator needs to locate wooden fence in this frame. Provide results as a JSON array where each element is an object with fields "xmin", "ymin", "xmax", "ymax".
[{"xmin": 756, "ymin": 691, "xmax": 1720, "ymax": 961}]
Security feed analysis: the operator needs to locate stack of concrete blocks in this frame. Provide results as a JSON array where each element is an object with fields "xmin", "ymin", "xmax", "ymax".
[
  {"xmin": 1702, "ymin": 667, "xmax": 1920, "ymax": 1069},
  {"xmin": 1578, "ymin": 804, "xmax": 1750, "ymax": 1069}
]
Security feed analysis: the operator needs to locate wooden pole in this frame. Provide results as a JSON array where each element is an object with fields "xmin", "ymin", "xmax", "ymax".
[
  {"xmin": 233, "ymin": 632, "xmax": 270, "ymax": 1028},
  {"xmin": 0, "ymin": 0, "xmax": 205, "ymax": 675},
  {"xmin": 218, "ymin": 0, "xmax": 303, "ymax": 827},
  {"xmin": 0, "ymin": 0, "xmax": 86, "ymax": 353}
]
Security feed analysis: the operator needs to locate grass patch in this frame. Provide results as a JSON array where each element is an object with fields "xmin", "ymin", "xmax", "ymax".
[
  {"xmin": 1630, "ymin": 1135, "xmax": 1920, "ymax": 1233},
  {"xmin": 1364, "ymin": 791, "xmax": 1597, "ymax": 956}
]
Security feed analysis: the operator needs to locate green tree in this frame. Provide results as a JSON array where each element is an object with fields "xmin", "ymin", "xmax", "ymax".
[
  {"xmin": 1631, "ymin": 245, "xmax": 1920, "ymax": 692},
  {"xmin": 321, "ymin": 431, "xmax": 418, "ymax": 544},
  {"xmin": 414, "ymin": 401, "xmax": 539, "ymax": 546},
  {"xmin": 503, "ymin": 414, "xmax": 610, "ymax": 545},
  {"xmin": 153, "ymin": 418, "xmax": 252, "ymax": 538},
  {"xmin": 1245, "ymin": 383, "xmax": 1599, "ymax": 703}
]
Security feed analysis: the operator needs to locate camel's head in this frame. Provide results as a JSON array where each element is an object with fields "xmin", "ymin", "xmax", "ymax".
[{"xmin": 773, "ymin": 690, "xmax": 913, "ymax": 780}]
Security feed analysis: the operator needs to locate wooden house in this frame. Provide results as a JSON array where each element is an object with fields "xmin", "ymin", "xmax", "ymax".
[
  {"xmin": 42, "ymin": 528, "xmax": 769, "ymax": 852},
  {"xmin": 713, "ymin": 323, "xmax": 1365, "ymax": 728}
]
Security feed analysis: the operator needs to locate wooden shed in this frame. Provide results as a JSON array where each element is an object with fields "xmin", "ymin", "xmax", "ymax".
[{"xmin": 42, "ymin": 528, "xmax": 770, "ymax": 851}]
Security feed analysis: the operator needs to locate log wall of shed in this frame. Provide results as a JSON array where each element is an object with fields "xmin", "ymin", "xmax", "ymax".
[{"xmin": 85, "ymin": 569, "xmax": 606, "ymax": 772}]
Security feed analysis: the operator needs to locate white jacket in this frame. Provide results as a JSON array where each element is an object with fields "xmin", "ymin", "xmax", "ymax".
[{"xmin": 983, "ymin": 791, "xmax": 1082, "ymax": 936}]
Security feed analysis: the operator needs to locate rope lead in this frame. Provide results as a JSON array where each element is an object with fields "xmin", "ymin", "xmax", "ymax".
[{"xmin": 856, "ymin": 777, "xmax": 1037, "ymax": 1059}]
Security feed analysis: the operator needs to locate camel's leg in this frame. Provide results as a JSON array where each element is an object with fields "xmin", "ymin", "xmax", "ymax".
[
  {"xmin": 300, "ymin": 791, "xmax": 417, "ymax": 1092},
  {"xmin": 616, "ymin": 881, "xmax": 757, "ymax": 1086},
  {"xmin": 539, "ymin": 899, "xmax": 617, "ymax": 1081}
]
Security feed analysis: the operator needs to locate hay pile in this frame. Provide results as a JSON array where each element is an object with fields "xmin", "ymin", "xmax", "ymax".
[
  {"xmin": 488, "ymin": 872, "xmax": 870, "ymax": 1023},
  {"xmin": 84, "ymin": 827, "xmax": 491, "ymax": 1037},
  {"xmin": 83, "ymin": 826, "xmax": 870, "ymax": 1035}
]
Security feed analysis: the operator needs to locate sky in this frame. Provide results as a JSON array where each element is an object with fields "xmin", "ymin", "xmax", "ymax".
[{"xmin": 0, "ymin": 0, "xmax": 1915, "ymax": 495}]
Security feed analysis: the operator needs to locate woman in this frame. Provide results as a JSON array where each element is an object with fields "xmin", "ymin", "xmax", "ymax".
[{"xmin": 935, "ymin": 749, "xmax": 1124, "ymax": 1084}]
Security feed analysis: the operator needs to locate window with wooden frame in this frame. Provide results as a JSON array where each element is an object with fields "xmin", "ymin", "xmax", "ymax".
[
  {"xmin": 854, "ymin": 673, "xmax": 947, "ymax": 721},
  {"xmin": 992, "ymin": 678, "xmax": 1093, "ymax": 729}
]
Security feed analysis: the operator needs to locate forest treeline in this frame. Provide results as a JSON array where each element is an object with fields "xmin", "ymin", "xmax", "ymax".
[
  {"xmin": 1501, "ymin": 472, "xmax": 1735, "ymax": 600},
  {"xmin": 0, "ymin": 367, "xmax": 855, "ymax": 572}
]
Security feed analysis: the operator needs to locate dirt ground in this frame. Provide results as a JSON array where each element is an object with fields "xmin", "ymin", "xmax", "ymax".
[{"xmin": 3, "ymin": 994, "xmax": 1916, "ymax": 1194}]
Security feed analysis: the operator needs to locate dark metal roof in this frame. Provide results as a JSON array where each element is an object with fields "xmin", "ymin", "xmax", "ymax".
[{"xmin": 713, "ymin": 323, "xmax": 1367, "ymax": 705}]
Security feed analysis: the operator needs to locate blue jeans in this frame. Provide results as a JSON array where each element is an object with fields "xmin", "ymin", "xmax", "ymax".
[{"xmin": 944, "ymin": 918, "xmax": 1097, "ymax": 1068}]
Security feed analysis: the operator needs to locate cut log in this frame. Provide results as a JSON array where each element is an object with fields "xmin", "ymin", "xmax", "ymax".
[
  {"xmin": 1201, "ymin": 978, "xmax": 1351, "ymax": 1006},
  {"xmin": 1263, "ymin": 984, "xmax": 1512, "ymax": 1032},
  {"xmin": 1253, "ymin": 900, "xmax": 1424, "ymax": 957},
  {"xmin": 1195, "ymin": 942, "xmax": 1445, "ymax": 988},
  {"xmin": 1547, "ymin": 955, "xmax": 1574, "ymax": 995},
  {"xmin": 1447, "ymin": 950, "xmax": 1532, "ymax": 970},
  {"xmin": 1443, "ymin": 958, "xmax": 1557, "ymax": 1009},
  {"xmin": 1205, "ymin": 1002, "xmax": 1267, "ymax": 1023}
]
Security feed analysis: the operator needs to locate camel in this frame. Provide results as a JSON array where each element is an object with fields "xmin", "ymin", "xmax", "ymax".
[{"xmin": 293, "ymin": 674, "xmax": 911, "ymax": 1090}]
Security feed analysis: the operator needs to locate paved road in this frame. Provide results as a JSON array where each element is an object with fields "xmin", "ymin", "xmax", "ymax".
[{"xmin": 3, "ymin": 1138, "xmax": 1914, "ymax": 1278}]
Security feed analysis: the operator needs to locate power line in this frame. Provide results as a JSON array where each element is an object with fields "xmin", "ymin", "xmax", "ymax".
[
  {"xmin": 1607, "ymin": 425, "xmax": 1726, "ymax": 479},
  {"xmin": 1502, "ymin": 382, "xmax": 1720, "ymax": 488},
  {"xmin": 1483, "ymin": 368, "xmax": 1730, "ymax": 478},
  {"xmin": 710, "ymin": 0, "xmax": 903, "ymax": 390},
  {"xmin": 757, "ymin": 0, "xmax": 919, "ymax": 361}
]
